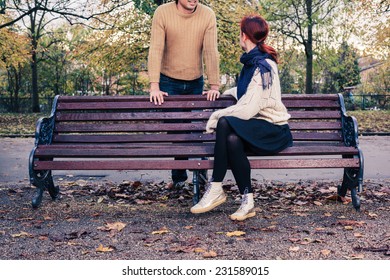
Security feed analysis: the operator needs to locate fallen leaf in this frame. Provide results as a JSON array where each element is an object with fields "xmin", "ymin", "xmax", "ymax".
[
  {"xmin": 338, "ymin": 220, "xmax": 366, "ymax": 227},
  {"xmin": 354, "ymin": 232, "xmax": 364, "ymax": 238},
  {"xmin": 184, "ymin": 226, "xmax": 193, "ymax": 230},
  {"xmin": 349, "ymin": 254, "xmax": 364, "ymax": 260},
  {"xmin": 152, "ymin": 227, "xmax": 169, "ymax": 235},
  {"xmin": 326, "ymin": 194, "xmax": 351, "ymax": 204},
  {"xmin": 203, "ymin": 250, "xmax": 217, "ymax": 258},
  {"xmin": 313, "ymin": 201, "xmax": 323, "ymax": 206},
  {"xmin": 289, "ymin": 246, "xmax": 300, "ymax": 252},
  {"xmin": 98, "ymin": 222, "xmax": 127, "ymax": 232},
  {"xmin": 226, "ymin": 231, "xmax": 246, "ymax": 237},
  {"xmin": 321, "ymin": 249, "xmax": 331, "ymax": 256},
  {"xmin": 194, "ymin": 248, "xmax": 206, "ymax": 253},
  {"xmin": 106, "ymin": 222, "xmax": 126, "ymax": 232},
  {"xmin": 11, "ymin": 231, "xmax": 33, "ymax": 238},
  {"xmin": 96, "ymin": 244, "xmax": 114, "ymax": 252},
  {"xmin": 344, "ymin": 226, "xmax": 354, "ymax": 230},
  {"xmin": 169, "ymin": 246, "xmax": 194, "ymax": 253},
  {"xmin": 323, "ymin": 212, "xmax": 332, "ymax": 217},
  {"xmin": 368, "ymin": 212, "xmax": 378, "ymax": 219},
  {"xmin": 288, "ymin": 238, "xmax": 300, "ymax": 243}
]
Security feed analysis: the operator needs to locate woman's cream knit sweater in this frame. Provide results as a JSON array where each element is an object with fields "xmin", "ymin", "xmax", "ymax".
[{"xmin": 206, "ymin": 59, "xmax": 290, "ymax": 133}]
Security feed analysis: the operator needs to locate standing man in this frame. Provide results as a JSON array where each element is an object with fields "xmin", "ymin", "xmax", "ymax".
[{"xmin": 148, "ymin": 0, "xmax": 220, "ymax": 189}]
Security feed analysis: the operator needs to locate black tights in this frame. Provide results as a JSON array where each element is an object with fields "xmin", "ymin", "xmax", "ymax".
[{"xmin": 212, "ymin": 117, "xmax": 252, "ymax": 194}]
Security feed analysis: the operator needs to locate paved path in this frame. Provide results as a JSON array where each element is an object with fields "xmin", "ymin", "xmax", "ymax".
[{"xmin": 0, "ymin": 136, "xmax": 389, "ymax": 185}]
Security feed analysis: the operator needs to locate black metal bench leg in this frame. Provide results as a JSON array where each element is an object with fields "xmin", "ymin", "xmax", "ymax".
[
  {"xmin": 30, "ymin": 169, "xmax": 58, "ymax": 208},
  {"xmin": 338, "ymin": 167, "xmax": 361, "ymax": 211},
  {"xmin": 192, "ymin": 170, "xmax": 200, "ymax": 205}
]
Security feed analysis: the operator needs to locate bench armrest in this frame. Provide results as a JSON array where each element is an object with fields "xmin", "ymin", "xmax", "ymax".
[
  {"xmin": 338, "ymin": 93, "xmax": 359, "ymax": 147},
  {"xmin": 342, "ymin": 115, "xmax": 359, "ymax": 147},
  {"xmin": 34, "ymin": 95, "xmax": 59, "ymax": 145}
]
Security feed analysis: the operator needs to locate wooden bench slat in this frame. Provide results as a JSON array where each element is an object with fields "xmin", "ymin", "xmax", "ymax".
[
  {"xmin": 34, "ymin": 145, "xmax": 358, "ymax": 158},
  {"xmin": 57, "ymin": 94, "xmax": 341, "ymax": 102},
  {"xmin": 55, "ymin": 123, "xmax": 206, "ymax": 133},
  {"xmin": 55, "ymin": 110, "xmax": 341, "ymax": 122},
  {"xmin": 289, "ymin": 111, "xmax": 341, "ymax": 119},
  {"xmin": 54, "ymin": 120, "xmax": 342, "ymax": 133},
  {"xmin": 52, "ymin": 131, "xmax": 343, "ymax": 143},
  {"xmin": 53, "ymin": 133, "xmax": 215, "ymax": 143},
  {"xmin": 45, "ymin": 141, "xmax": 347, "ymax": 149},
  {"xmin": 283, "ymin": 99, "xmax": 340, "ymax": 108},
  {"xmin": 56, "ymin": 100, "xmax": 235, "ymax": 110},
  {"xmin": 33, "ymin": 158, "xmax": 360, "ymax": 171},
  {"xmin": 55, "ymin": 111, "xmax": 213, "ymax": 122},
  {"xmin": 56, "ymin": 99, "xmax": 341, "ymax": 110}
]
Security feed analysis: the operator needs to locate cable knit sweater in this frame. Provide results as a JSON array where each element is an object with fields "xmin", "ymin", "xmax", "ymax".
[
  {"xmin": 206, "ymin": 59, "xmax": 290, "ymax": 133},
  {"xmin": 148, "ymin": 2, "xmax": 219, "ymax": 85}
]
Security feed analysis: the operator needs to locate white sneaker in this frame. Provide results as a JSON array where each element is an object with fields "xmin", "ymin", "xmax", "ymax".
[
  {"xmin": 190, "ymin": 183, "xmax": 226, "ymax": 214},
  {"xmin": 230, "ymin": 193, "xmax": 256, "ymax": 221}
]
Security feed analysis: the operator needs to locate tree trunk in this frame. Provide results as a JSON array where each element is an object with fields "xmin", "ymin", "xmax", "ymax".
[
  {"xmin": 31, "ymin": 47, "xmax": 40, "ymax": 112},
  {"xmin": 305, "ymin": 0, "xmax": 313, "ymax": 94}
]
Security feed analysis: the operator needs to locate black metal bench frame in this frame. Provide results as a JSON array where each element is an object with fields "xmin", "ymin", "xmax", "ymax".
[{"xmin": 29, "ymin": 94, "xmax": 364, "ymax": 210}]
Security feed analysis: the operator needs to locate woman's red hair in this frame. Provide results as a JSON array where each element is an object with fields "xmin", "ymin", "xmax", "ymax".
[{"xmin": 240, "ymin": 15, "xmax": 279, "ymax": 63}]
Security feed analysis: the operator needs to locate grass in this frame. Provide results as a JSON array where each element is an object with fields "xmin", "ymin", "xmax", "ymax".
[{"xmin": 0, "ymin": 110, "xmax": 389, "ymax": 135}]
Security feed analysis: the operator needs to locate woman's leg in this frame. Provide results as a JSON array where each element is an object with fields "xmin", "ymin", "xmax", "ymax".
[
  {"xmin": 191, "ymin": 117, "xmax": 232, "ymax": 214},
  {"xmin": 212, "ymin": 117, "xmax": 233, "ymax": 182},
  {"xmin": 216, "ymin": 120, "xmax": 255, "ymax": 221},
  {"xmin": 226, "ymin": 133, "xmax": 253, "ymax": 194}
]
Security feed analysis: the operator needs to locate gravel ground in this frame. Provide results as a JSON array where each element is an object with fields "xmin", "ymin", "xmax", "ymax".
[{"xmin": 1, "ymin": 178, "xmax": 389, "ymax": 260}]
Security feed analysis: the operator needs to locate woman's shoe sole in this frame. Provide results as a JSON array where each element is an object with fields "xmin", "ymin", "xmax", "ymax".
[
  {"xmin": 230, "ymin": 211, "xmax": 256, "ymax": 221},
  {"xmin": 190, "ymin": 197, "xmax": 227, "ymax": 214}
]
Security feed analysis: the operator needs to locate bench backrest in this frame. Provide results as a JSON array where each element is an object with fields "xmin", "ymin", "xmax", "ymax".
[{"xmin": 48, "ymin": 94, "xmax": 347, "ymax": 146}]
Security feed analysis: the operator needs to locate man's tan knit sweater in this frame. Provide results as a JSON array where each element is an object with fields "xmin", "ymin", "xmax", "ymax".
[{"xmin": 148, "ymin": 2, "xmax": 220, "ymax": 85}]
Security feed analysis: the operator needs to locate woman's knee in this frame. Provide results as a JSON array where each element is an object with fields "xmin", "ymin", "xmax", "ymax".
[
  {"xmin": 216, "ymin": 117, "xmax": 230, "ymax": 129},
  {"xmin": 227, "ymin": 133, "xmax": 244, "ymax": 152}
]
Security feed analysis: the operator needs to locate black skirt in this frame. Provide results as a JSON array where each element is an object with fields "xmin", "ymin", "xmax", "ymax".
[{"xmin": 224, "ymin": 116, "xmax": 293, "ymax": 155}]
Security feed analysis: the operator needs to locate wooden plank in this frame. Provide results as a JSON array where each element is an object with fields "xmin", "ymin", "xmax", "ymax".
[
  {"xmin": 289, "ymin": 111, "xmax": 341, "ymax": 119},
  {"xmin": 289, "ymin": 121, "xmax": 341, "ymax": 130},
  {"xmin": 33, "ymin": 158, "xmax": 359, "ymax": 171},
  {"xmin": 283, "ymin": 99, "xmax": 340, "ymax": 108},
  {"xmin": 34, "ymin": 145, "xmax": 358, "ymax": 158},
  {"xmin": 56, "ymin": 100, "xmax": 235, "ymax": 110},
  {"xmin": 55, "ymin": 111, "xmax": 213, "ymax": 122},
  {"xmin": 45, "ymin": 141, "xmax": 347, "ymax": 149},
  {"xmin": 57, "ymin": 94, "xmax": 340, "ymax": 102},
  {"xmin": 52, "ymin": 131, "xmax": 342, "ymax": 143},
  {"xmin": 53, "ymin": 133, "xmax": 215, "ymax": 143},
  {"xmin": 55, "ymin": 120, "xmax": 342, "ymax": 133},
  {"xmin": 55, "ymin": 122, "xmax": 206, "ymax": 133}
]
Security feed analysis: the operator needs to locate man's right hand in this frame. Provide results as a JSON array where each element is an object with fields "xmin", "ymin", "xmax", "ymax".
[{"xmin": 150, "ymin": 89, "xmax": 168, "ymax": 105}]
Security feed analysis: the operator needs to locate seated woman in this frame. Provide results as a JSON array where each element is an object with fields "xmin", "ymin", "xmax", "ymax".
[{"xmin": 191, "ymin": 14, "xmax": 293, "ymax": 221}]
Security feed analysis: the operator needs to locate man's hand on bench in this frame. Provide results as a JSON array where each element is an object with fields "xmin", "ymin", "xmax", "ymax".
[
  {"xmin": 203, "ymin": 86, "xmax": 220, "ymax": 101},
  {"xmin": 150, "ymin": 89, "xmax": 168, "ymax": 105}
]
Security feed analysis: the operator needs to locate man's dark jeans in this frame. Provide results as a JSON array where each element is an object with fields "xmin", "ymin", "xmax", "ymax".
[{"xmin": 159, "ymin": 73, "xmax": 205, "ymax": 184}]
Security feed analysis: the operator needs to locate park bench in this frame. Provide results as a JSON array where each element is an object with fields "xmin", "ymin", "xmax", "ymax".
[{"xmin": 29, "ymin": 94, "xmax": 364, "ymax": 210}]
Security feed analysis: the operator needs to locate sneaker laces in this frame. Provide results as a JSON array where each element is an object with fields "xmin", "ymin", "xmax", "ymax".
[
  {"xmin": 198, "ymin": 183, "xmax": 212, "ymax": 205},
  {"xmin": 238, "ymin": 189, "xmax": 249, "ymax": 211}
]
